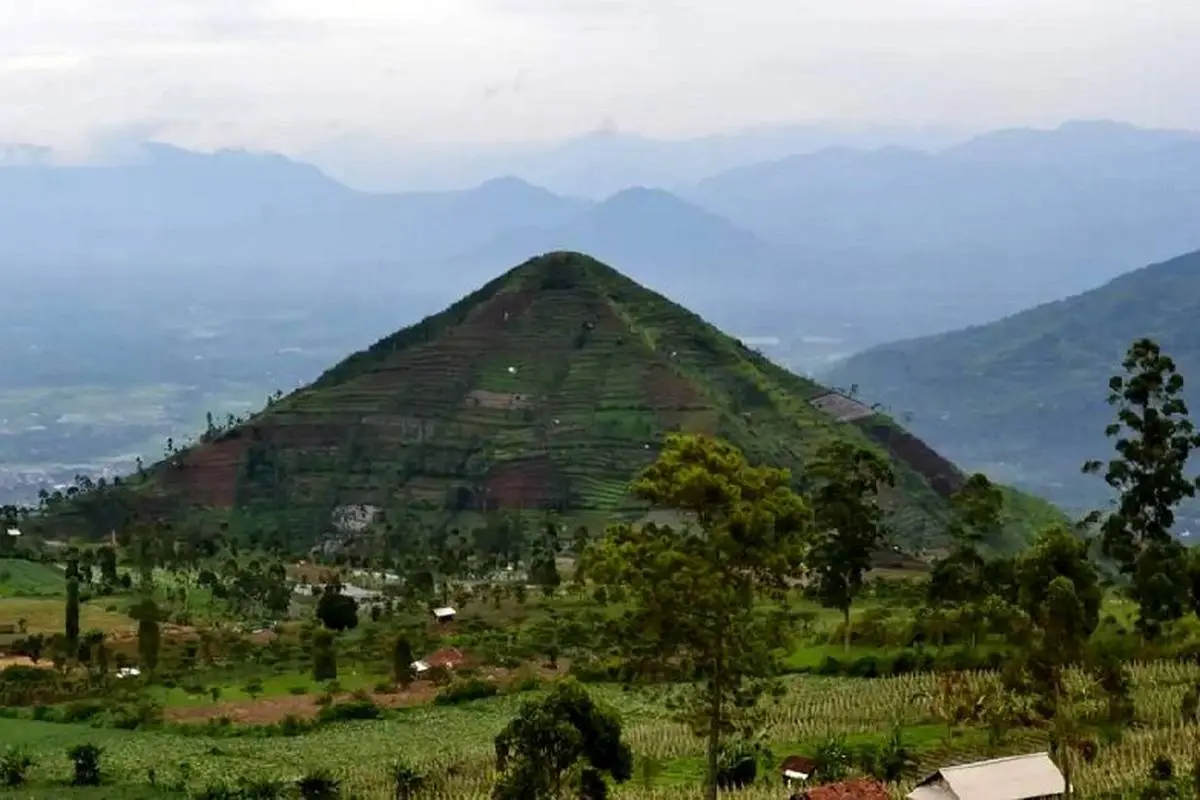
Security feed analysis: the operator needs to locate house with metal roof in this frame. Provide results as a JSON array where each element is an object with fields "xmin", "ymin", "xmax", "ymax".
[
  {"xmin": 780, "ymin": 755, "xmax": 817, "ymax": 787},
  {"xmin": 907, "ymin": 753, "xmax": 1066, "ymax": 800}
]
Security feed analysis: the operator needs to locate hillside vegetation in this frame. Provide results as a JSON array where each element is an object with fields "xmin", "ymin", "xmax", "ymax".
[
  {"xmin": 824, "ymin": 249, "xmax": 1200, "ymax": 516},
  {"xmin": 40, "ymin": 252, "xmax": 1057, "ymax": 554}
]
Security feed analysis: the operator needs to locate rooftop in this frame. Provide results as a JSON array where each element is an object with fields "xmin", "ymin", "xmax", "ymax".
[{"xmin": 908, "ymin": 752, "xmax": 1065, "ymax": 800}]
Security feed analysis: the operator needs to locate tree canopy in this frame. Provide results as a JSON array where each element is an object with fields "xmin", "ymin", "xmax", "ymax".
[{"xmin": 586, "ymin": 433, "xmax": 809, "ymax": 800}]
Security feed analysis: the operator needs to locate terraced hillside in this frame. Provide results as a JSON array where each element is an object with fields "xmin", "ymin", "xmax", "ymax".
[{"xmin": 145, "ymin": 251, "xmax": 1054, "ymax": 551}]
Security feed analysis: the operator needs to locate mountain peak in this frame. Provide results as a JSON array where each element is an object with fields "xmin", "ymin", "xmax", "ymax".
[{"xmin": 128, "ymin": 251, "xmax": 1051, "ymax": 554}]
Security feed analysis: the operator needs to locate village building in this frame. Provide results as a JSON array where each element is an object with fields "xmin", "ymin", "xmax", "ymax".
[
  {"xmin": 432, "ymin": 606, "xmax": 456, "ymax": 623},
  {"xmin": 907, "ymin": 753, "xmax": 1066, "ymax": 800},
  {"xmin": 780, "ymin": 755, "xmax": 817, "ymax": 788}
]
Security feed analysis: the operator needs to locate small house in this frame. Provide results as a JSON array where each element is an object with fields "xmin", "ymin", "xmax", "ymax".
[
  {"xmin": 432, "ymin": 606, "xmax": 456, "ymax": 623},
  {"xmin": 5, "ymin": 528, "xmax": 19, "ymax": 537},
  {"xmin": 780, "ymin": 755, "xmax": 817, "ymax": 787},
  {"xmin": 908, "ymin": 753, "xmax": 1065, "ymax": 800}
]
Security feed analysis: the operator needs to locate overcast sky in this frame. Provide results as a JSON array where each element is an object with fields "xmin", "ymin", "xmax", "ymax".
[{"xmin": 0, "ymin": 0, "xmax": 1196, "ymax": 156}]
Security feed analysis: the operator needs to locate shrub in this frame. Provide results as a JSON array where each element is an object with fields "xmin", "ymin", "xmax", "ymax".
[
  {"xmin": 30, "ymin": 704, "xmax": 58, "ymax": 722},
  {"xmin": 816, "ymin": 656, "xmax": 844, "ymax": 676},
  {"xmin": 317, "ymin": 699, "xmax": 382, "ymax": 723},
  {"xmin": 392, "ymin": 759, "xmax": 425, "ymax": 800},
  {"xmin": 288, "ymin": 685, "xmax": 309, "ymax": 696},
  {"xmin": 278, "ymin": 714, "xmax": 313, "ymax": 737},
  {"xmin": 508, "ymin": 673, "xmax": 542, "ymax": 694},
  {"xmin": 296, "ymin": 769, "xmax": 341, "ymax": 799},
  {"xmin": 60, "ymin": 700, "xmax": 107, "ymax": 724},
  {"xmin": 847, "ymin": 656, "xmax": 880, "ymax": 679},
  {"xmin": 193, "ymin": 776, "xmax": 287, "ymax": 799},
  {"xmin": 67, "ymin": 743, "xmax": 103, "ymax": 786},
  {"xmin": 102, "ymin": 700, "xmax": 163, "ymax": 730},
  {"xmin": 434, "ymin": 677, "xmax": 498, "ymax": 706},
  {"xmin": 0, "ymin": 746, "xmax": 33, "ymax": 787},
  {"xmin": 716, "ymin": 737, "xmax": 768, "ymax": 789}
]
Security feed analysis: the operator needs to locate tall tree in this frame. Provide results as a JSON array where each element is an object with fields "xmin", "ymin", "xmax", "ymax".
[
  {"xmin": 806, "ymin": 440, "xmax": 895, "ymax": 651},
  {"xmin": 393, "ymin": 635, "xmax": 415, "ymax": 688},
  {"xmin": 1006, "ymin": 524, "xmax": 1104, "ymax": 796},
  {"xmin": 1083, "ymin": 338, "xmax": 1200, "ymax": 636},
  {"xmin": 130, "ymin": 597, "xmax": 162, "ymax": 673},
  {"xmin": 64, "ymin": 577, "xmax": 80, "ymax": 657},
  {"xmin": 586, "ymin": 434, "xmax": 809, "ymax": 800},
  {"xmin": 312, "ymin": 629, "xmax": 338, "ymax": 682},
  {"xmin": 529, "ymin": 528, "xmax": 562, "ymax": 598},
  {"xmin": 96, "ymin": 546, "xmax": 118, "ymax": 586},
  {"xmin": 316, "ymin": 583, "xmax": 359, "ymax": 632},
  {"xmin": 927, "ymin": 474, "xmax": 1007, "ymax": 644},
  {"xmin": 949, "ymin": 473, "xmax": 1005, "ymax": 547}
]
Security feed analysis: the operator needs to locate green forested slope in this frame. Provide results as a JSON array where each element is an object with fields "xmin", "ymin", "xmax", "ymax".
[
  {"xmin": 825, "ymin": 249, "xmax": 1200, "ymax": 515},
  {"xmin": 48, "ymin": 252, "xmax": 1057, "ymax": 552}
]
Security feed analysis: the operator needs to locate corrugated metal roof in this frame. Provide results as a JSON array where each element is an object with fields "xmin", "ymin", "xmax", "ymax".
[
  {"xmin": 910, "ymin": 753, "xmax": 1064, "ymax": 800},
  {"xmin": 908, "ymin": 783, "xmax": 955, "ymax": 800}
]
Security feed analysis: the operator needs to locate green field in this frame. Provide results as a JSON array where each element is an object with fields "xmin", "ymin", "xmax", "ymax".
[
  {"xmin": 3, "ymin": 664, "xmax": 1198, "ymax": 799},
  {"xmin": 0, "ymin": 597, "xmax": 134, "ymax": 636},
  {"xmin": 0, "ymin": 560, "xmax": 66, "ymax": 598}
]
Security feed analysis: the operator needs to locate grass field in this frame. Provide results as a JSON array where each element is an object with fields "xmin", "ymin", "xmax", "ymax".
[
  {"xmin": 0, "ymin": 559, "xmax": 65, "ymax": 598},
  {"xmin": 0, "ymin": 597, "xmax": 135, "ymax": 636},
  {"xmin": 4, "ymin": 663, "xmax": 1200, "ymax": 798}
]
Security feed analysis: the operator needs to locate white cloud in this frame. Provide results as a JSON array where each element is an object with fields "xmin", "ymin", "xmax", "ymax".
[{"xmin": 0, "ymin": 0, "xmax": 1196, "ymax": 155}]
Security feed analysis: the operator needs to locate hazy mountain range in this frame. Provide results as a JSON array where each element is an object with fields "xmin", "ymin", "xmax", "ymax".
[
  {"xmin": 299, "ymin": 122, "xmax": 971, "ymax": 197},
  {"xmin": 5, "ymin": 120, "xmax": 1199, "ymax": 347},
  {"xmin": 1, "ymin": 118, "xmax": 1198, "ymax": 502}
]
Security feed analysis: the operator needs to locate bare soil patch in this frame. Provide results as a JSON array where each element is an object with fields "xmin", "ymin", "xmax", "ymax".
[
  {"xmin": 466, "ymin": 390, "xmax": 532, "ymax": 410},
  {"xmin": 164, "ymin": 664, "xmax": 569, "ymax": 726},
  {"xmin": 485, "ymin": 457, "xmax": 561, "ymax": 508},
  {"xmin": 859, "ymin": 422, "xmax": 965, "ymax": 498},
  {"xmin": 163, "ymin": 435, "xmax": 248, "ymax": 508},
  {"xmin": 641, "ymin": 363, "xmax": 704, "ymax": 409}
]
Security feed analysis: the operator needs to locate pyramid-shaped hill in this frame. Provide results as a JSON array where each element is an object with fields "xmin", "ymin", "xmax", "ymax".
[{"xmin": 154, "ymin": 251, "xmax": 1058, "ymax": 551}]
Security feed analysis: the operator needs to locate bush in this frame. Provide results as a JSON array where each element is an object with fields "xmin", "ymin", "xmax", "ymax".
[
  {"xmin": 67, "ymin": 743, "xmax": 103, "ymax": 786},
  {"xmin": 193, "ymin": 776, "xmax": 287, "ymax": 799},
  {"xmin": 296, "ymin": 769, "xmax": 341, "ymax": 800},
  {"xmin": 277, "ymin": 714, "xmax": 313, "ymax": 737},
  {"xmin": 60, "ymin": 700, "xmax": 107, "ymax": 724},
  {"xmin": 317, "ymin": 699, "xmax": 382, "ymax": 723},
  {"xmin": 816, "ymin": 656, "xmax": 844, "ymax": 676},
  {"xmin": 434, "ymin": 677, "xmax": 498, "ymax": 706},
  {"xmin": 716, "ymin": 738, "xmax": 767, "ymax": 790},
  {"xmin": 101, "ymin": 700, "xmax": 163, "ymax": 730},
  {"xmin": 847, "ymin": 656, "xmax": 880, "ymax": 679},
  {"xmin": 392, "ymin": 760, "xmax": 425, "ymax": 800},
  {"xmin": 31, "ymin": 704, "xmax": 58, "ymax": 722},
  {"xmin": 288, "ymin": 685, "xmax": 309, "ymax": 696},
  {"xmin": 507, "ymin": 673, "xmax": 542, "ymax": 694},
  {"xmin": 0, "ymin": 746, "xmax": 33, "ymax": 787},
  {"xmin": 888, "ymin": 650, "xmax": 916, "ymax": 676}
]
